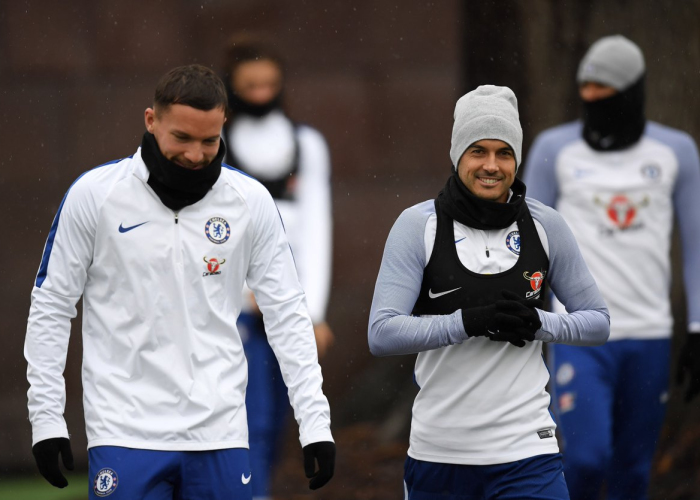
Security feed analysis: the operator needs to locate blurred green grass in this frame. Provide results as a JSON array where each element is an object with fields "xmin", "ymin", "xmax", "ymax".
[{"xmin": 0, "ymin": 474, "xmax": 89, "ymax": 500}]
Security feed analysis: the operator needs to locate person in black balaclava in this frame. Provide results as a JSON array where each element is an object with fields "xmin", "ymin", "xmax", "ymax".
[
  {"xmin": 577, "ymin": 36, "xmax": 647, "ymax": 152},
  {"xmin": 524, "ymin": 35, "xmax": 700, "ymax": 500},
  {"xmin": 223, "ymin": 36, "xmax": 296, "ymax": 200},
  {"xmin": 222, "ymin": 36, "xmax": 335, "ymax": 500}
]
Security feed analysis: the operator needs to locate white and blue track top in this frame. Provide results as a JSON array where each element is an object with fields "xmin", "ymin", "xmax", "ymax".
[
  {"xmin": 525, "ymin": 121, "xmax": 700, "ymax": 339},
  {"xmin": 369, "ymin": 198, "xmax": 609, "ymax": 465},
  {"xmin": 25, "ymin": 148, "xmax": 333, "ymax": 451}
]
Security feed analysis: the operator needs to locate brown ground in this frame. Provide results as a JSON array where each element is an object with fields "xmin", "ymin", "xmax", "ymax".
[{"xmin": 271, "ymin": 423, "xmax": 407, "ymax": 499}]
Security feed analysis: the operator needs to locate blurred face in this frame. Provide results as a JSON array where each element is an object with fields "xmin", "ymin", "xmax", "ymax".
[
  {"xmin": 231, "ymin": 59, "xmax": 283, "ymax": 105},
  {"xmin": 144, "ymin": 104, "xmax": 226, "ymax": 170},
  {"xmin": 457, "ymin": 139, "xmax": 516, "ymax": 203},
  {"xmin": 579, "ymin": 82, "xmax": 618, "ymax": 102}
]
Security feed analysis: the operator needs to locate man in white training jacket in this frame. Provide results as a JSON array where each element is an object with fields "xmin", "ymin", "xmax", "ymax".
[{"xmin": 25, "ymin": 64, "xmax": 334, "ymax": 500}]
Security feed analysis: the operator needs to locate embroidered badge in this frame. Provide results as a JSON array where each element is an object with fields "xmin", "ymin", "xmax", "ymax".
[
  {"xmin": 93, "ymin": 468, "xmax": 118, "ymax": 497},
  {"xmin": 523, "ymin": 270, "xmax": 546, "ymax": 299},
  {"xmin": 537, "ymin": 429, "xmax": 555, "ymax": 439},
  {"xmin": 506, "ymin": 231, "xmax": 520, "ymax": 255},
  {"xmin": 203, "ymin": 256, "xmax": 226, "ymax": 277},
  {"xmin": 205, "ymin": 217, "xmax": 231, "ymax": 244},
  {"xmin": 640, "ymin": 163, "xmax": 661, "ymax": 181},
  {"xmin": 559, "ymin": 392, "xmax": 576, "ymax": 414},
  {"xmin": 556, "ymin": 362, "xmax": 575, "ymax": 386},
  {"xmin": 593, "ymin": 194, "xmax": 649, "ymax": 230}
]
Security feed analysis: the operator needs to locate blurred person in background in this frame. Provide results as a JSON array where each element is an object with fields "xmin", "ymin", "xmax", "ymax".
[
  {"xmin": 524, "ymin": 35, "xmax": 700, "ymax": 500},
  {"xmin": 25, "ymin": 64, "xmax": 335, "ymax": 499},
  {"xmin": 369, "ymin": 85, "xmax": 610, "ymax": 499},
  {"xmin": 222, "ymin": 36, "xmax": 334, "ymax": 500}
]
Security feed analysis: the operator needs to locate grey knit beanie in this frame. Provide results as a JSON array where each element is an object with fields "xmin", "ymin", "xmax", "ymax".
[
  {"xmin": 450, "ymin": 85, "xmax": 523, "ymax": 170},
  {"xmin": 577, "ymin": 35, "xmax": 645, "ymax": 91}
]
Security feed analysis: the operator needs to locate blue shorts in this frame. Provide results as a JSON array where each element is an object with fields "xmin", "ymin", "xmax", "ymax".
[
  {"xmin": 551, "ymin": 339, "xmax": 670, "ymax": 500},
  {"xmin": 88, "ymin": 446, "xmax": 252, "ymax": 500},
  {"xmin": 403, "ymin": 453, "xmax": 569, "ymax": 499},
  {"xmin": 238, "ymin": 312, "xmax": 289, "ymax": 497}
]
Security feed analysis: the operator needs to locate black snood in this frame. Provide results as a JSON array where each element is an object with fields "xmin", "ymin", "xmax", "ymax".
[
  {"xmin": 141, "ymin": 132, "xmax": 224, "ymax": 212},
  {"xmin": 582, "ymin": 75, "xmax": 646, "ymax": 151},
  {"xmin": 436, "ymin": 171, "xmax": 527, "ymax": 230}
]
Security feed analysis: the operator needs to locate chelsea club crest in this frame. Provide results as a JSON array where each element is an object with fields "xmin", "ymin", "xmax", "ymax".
[
  {"xmin": 506, "ymin": 231, "xmax": 520, "ymax": 255},
  {"xmin": 94, "ymin": 468, "xmax": 118, "ymax": 497},
  {"xmin": 205, "ymin": 217, "xmax": 231, "ymax": 244}
]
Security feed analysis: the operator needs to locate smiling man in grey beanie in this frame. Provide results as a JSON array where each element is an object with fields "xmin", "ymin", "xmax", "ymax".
[
  {"xmin": 368, "ymin": 85, "xmax": 609, "ymax": 498},
  {"xmin": 525, "ymin": 35, "xmax": 700, "ymax": 500}
]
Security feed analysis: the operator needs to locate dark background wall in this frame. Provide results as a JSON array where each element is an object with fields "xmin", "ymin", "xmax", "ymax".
[{"xmin": 1, "ymin": 1, "xmax": 699, "ymax": 498}]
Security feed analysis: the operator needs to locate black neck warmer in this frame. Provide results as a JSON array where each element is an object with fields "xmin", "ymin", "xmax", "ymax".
[
  {"xmin": 227, "ymin": 89, "xmax": 283, "ymax": 118},
  {"xmin": 141, "ymin": 132, "xmax": 224, "ymax": 212},
  {"xmin": 582, "ymin": 75, "xmax": 646, "ymax": 151},
  {"xmin": 436, "ymin": 170, "xmax": 527, "ymax": 230}
]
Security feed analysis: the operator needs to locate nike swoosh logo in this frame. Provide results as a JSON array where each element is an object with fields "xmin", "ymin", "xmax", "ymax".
[
  {"xmin": 241, "ymin": 473, "xmax": 251, "ymax": 485},
  {"xmin": 119, "ymin": 221, "xmax": 149, "ymax": 233},
  {"xmin": 428, "ymin": 287, "xmax": 462, "ymax": 299}
]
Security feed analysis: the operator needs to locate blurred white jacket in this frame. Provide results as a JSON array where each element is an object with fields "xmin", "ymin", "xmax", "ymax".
[{"xmin": 227, "ymin": 111, "xmax": 332, "ymax": 325}]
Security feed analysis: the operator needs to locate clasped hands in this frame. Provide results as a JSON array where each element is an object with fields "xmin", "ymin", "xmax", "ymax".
[{"xmin": 461, "ymin": 290, "xmax": 543, "ymax": 347}]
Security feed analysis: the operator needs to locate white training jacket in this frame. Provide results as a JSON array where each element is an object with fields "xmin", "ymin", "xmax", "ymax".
[
  {"xmin": 525, "ymin": 121, "xmax": 700, "ymax": 339},
  {"xmin": 227, "ymin": 111, "xmax": 333, "ymax": 324},
  {"xmin": 25, "ymin": 148, "xmax": 333, "ymax": 451}
]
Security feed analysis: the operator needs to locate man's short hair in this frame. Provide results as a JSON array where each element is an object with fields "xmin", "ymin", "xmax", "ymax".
[
  {"xmin": 154, "ymin": 64, "xmax": 228, "ymax": 112},
  {"xmin": 223, "ymin": 34, "xmax": 285, "ymax": 78}
]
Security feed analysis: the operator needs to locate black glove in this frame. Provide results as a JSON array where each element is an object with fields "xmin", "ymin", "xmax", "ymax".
[
  {"xmin": 488, "ymin": 290, "xmax": 543, "ymax": 348},
  {"xmin": 461, "ymin": 304, "xmax": 499, "ymax": 338},
  {"xmin": 302, "ymin": 441, "xmax": 335, "ymax": 490},
  {"xmin": 32, "ymin": 437, "xmax": 74, "ymax": 488},
  {"xmin": 676, "ymin": 332, "xmax": 700, "ymax": 403}
]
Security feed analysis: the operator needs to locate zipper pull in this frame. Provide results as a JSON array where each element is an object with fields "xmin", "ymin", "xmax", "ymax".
[
  {"xmin": 486, "ymin": 246, "xmax": 490, "ymax": 258},
  {"xmin": 175, "ymin": 213, "xmax": 179, "ymax": 224}
]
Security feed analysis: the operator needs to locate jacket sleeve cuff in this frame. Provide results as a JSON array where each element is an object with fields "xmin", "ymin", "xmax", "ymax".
[
  {"xmin": 299, "ymin": 429, "xmax": 334, "ymax": 448},
  {"xmin": 32, "ymin": 424, "xmax": 70, "ymax": 447}
]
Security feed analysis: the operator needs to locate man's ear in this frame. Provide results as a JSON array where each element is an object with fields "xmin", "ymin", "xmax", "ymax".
[{"xmin": 144, "ymin": 107, "xmax": 156, "ymax": 133}]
